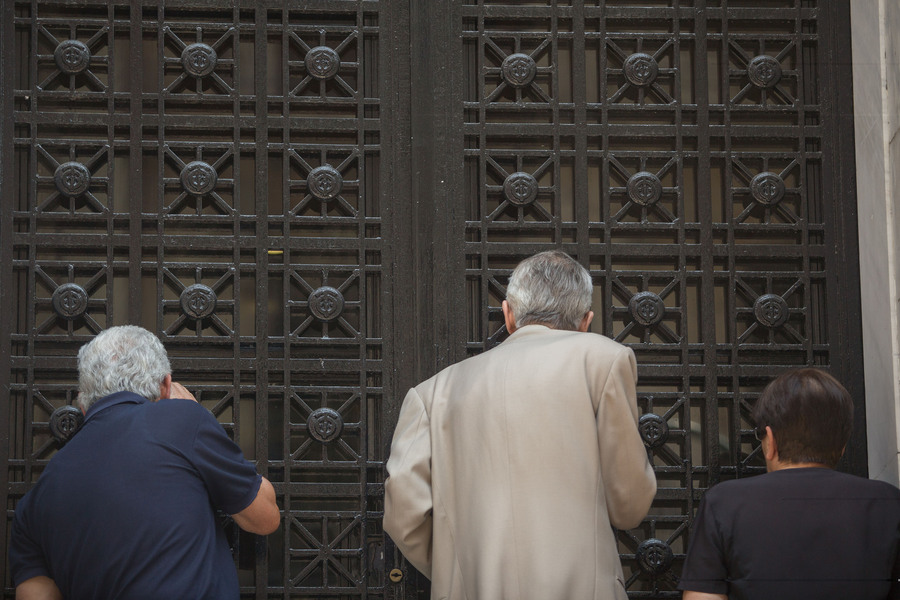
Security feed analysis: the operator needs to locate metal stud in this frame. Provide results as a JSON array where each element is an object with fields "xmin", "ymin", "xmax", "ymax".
[
  {"xmin": 503, "ymin": 172, "xmax": 538, "ymax": 206},
  {"xmin": 636, "ymin": 539, "xmax": 674, "ymax": 576},
  {"xmin": 501, "ymin": 53, "xmax": 537, "ymax": 88},
  {"xmin": 54, "ymin": 40, "xmax": 91, "ymax": 74},
  {"xmin": 626, "ymin": 171, "xmax": 663, "ymax": 206},
  {"xmin": 754, "ymin": 294, "xmax": 789, "ymax": 328},
  {"xmin": 305, "ymin": 46, "xmax": 341, "ymax": 80},
  {"xmin": 54, "ymin": 162, "xmax": 91, "ymax": 198},
  {"xmin": 623, "ymin": 53, "xmax": 659, "ymax": 87},
  {"xmin": 181, "ymin": 43, "xmax": 218, "ymax": 78},
  {"xmin": 309, "ymin": 286, "xmax": 344, "ymax": 322},
  {"xmin": 639, "ymin": 413, "xmax": 669, "ymax": 449},
  {"xmin": 180, "ymin": 284, "xmax": 218, "ymax": 320},
  {"xmin": 748, "ymin": 55, "xmax": 782, "ymax": 89},
  {"xmin": 749, "ymin": 172, "xmax": 786, "ymax": 206},
  {"xmin": 180, "ymin": 161, "xmax": 218, "ymax": 196},
  {"xmin": 629, "ymin": 291, "xmax": 665, "ymax": 327},
  {"xmin": 52, "ymin": 283, "xmax": 89, "ymax": 320},
  {"xmin": 307, "ymin": 408, "xmax": 343, "ymax": 443},
  {"xmin": 50, "ymin": 406, "xmax": 84, "ymax": 444},
  {"xmin": 307, "ymin": 165, "xmax": 343, "ymax": 201}
]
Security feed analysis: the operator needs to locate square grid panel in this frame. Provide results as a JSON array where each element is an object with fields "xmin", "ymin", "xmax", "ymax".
[
  {"xmin": 462, "ymin": 1, "xmax": 834, "ymax": 597},
  {"xmin": 5, "ymin": 2, "xmax": 389, "ymax": 598}
]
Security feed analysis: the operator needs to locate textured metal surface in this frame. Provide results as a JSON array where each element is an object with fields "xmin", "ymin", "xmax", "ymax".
[
  {"xmin": 1, "ymin": 2, "xmax": 396, "ymax": 598},
  {"xmin": 0, "ymin": 1, "xmax": 863, "ymax": 600},
  {"xmin": 457, "ymin": 1, "xmax": 863, "ymax": 598}
]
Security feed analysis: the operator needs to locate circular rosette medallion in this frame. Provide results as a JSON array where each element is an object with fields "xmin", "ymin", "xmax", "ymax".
[
  {"xmin": 52, "ymin": 283, "xmax": 89, "ymax": 320},
  {"xmin": 629, "ymin": 291, "xmax": 665, "ymax": 327},
  {"xmin": 307, "ymin": 408, "xmax": 343, "ymax": 443},
  {"xmin": 639, "ymin": 413, "xmax": 669, "ymax": 449},
  {"xmin": 181, "ymin": 43, "xmax": 218, "ymax": 78},
  {"xmin": 749, "ymin": 172, "xmax": 786, "ymax": 206},
  {"xmin": 307, "ymin": 165, "xmax": 344, "ymax": 201},
  {"xmin": 502, "ymin": 172, "xmax": 538, "ymax": 206},
  {"xmin": 54, "ymin": 162, "xmax": 92, "ymax": 198},
  {"xmin": 308, "ymin": 286, "xmax": 344, "ymax": 322},
  {"xmin": 636, "ymin": 539, "xmax": 674, "ymax": 577},
  {"xmin": 754, "ymin": 294, "xmax": 789, "ymax": 328},
  {"xmin": 180, "ymin": 284, "xmax": 218, "ymax": 320},
  {"xmin": 305, "ymin": 46, "xmax": 341, "ymax": 80},
  {"xmin": 501, "ymin": 53, "xmax": 537, "ymax": 88},
  {"xmin": 180, "ymin": 161, "xmax": 218, "ymax": 196},
  {"xmin": 748, "ymin": 55, "xmax": 782, "ymax": 89},
  {"xmin": 626, "ymin": 171, "xmax": 662, "ymax": 206},
  {"xmin": 54, "ymin": 40, "xmax": 91, "ymax": 74},
  {"xmin": 50, "ymin": 405, "xmax": 85, "ymax": 444},
  {"xmin": 623, "ymin": 52, "xmax": 659, "ymax": 87}
]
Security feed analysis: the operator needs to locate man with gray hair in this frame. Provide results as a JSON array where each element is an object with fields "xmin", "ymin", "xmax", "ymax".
[
  {"xmin": 9, "ymin": 325, "xmax": 279, "ymax": 600},
  {"xmin": 384, "ymin": 250, "xmax": 657, "ymax": 600}
]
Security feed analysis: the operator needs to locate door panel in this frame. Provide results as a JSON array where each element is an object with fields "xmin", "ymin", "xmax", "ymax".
[
  {"xmin": 445, "ymin": 1, "xmax": 863, "ymax": 596},
  {"xmin": 0, "ymin": 1, "xmax": 863, "ymax": 599},
  {"xmin": 0, "ymin": 2, "xmax": 400, "ymax": 598}
]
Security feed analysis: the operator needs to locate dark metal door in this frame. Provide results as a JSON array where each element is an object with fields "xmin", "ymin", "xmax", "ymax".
[{"xmin": 0, "ymin": 1, "xmax": 863, "ymax": 599}]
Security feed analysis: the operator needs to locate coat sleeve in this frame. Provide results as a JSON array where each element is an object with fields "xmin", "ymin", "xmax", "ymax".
[
  {"xmin": 383, "ymin": 387, "xmax": 434, "ymax": 578},
  {"xmin": 596, "ymin": 346, "xmax": 657, "ymax": 530}
]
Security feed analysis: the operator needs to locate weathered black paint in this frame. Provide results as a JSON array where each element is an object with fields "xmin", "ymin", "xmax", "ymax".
[{"xmin": 0, "ymin": 1, "xmax": 864, "ymax": 599}]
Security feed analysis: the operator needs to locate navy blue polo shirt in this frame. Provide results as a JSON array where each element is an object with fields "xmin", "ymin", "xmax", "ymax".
[{"xmin": 9, "ymin": 391, "xmax": 263, "ymax": 599}]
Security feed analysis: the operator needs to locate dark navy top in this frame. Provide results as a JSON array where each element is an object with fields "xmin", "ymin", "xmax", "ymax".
[
  {"xmin": 678, "ymin": 467, "xmax": 900, "ymax": 600},
  {"xmin": 9, "ymin": 391, "xmax": 263, "ymax": 599}
]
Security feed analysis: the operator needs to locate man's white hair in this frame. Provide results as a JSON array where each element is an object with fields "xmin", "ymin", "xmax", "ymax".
[
  {"xmin": 506, "ymin": 250, "xmax": 593, "ymax": 331},
  {"xmin": 76, "ymin": 325, "xmax": 171, "ymax": 412}
]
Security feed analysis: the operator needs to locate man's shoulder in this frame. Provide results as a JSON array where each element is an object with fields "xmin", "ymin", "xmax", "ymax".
[
  {"xmin": 824, "ymin": 469, "xmax": 900, "ymax": 498},
  {"xmin": 498, "ymin": 327, "xmax": 628, "ymax": 358},
  {"xmin": 152, "ymin": 397, "xmax": 210, "ymax": 416},
  {"xmin": 415, "ymin": 329, "xmax": 629, "ymax": 400},
  {"xmin": 701, "ymin": 474, "xmax": 766, "ymax": 501},
  {"xmin": 143, "ymin": 398, "xmax": 219, "ymax": 441},
  {"xmin": 698, "ymin": 472, "xmax": 790, "ymax": 508},
  {"xmin": 705, "ymin": 468, "xmax": 900, "ymax": 503}
]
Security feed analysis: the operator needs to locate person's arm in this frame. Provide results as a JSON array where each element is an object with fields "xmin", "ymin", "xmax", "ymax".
[
  {"xmin": 682, "ymin": 592, "xmax": 727, "ymax": 600},
  {"xmin": 383, "ymin": 387, "xmax": 434, "ymax": 578},
  {"xmin": 596, "ymin": 347, "xmax": 657, "ymax": 529},
  {"xmin": 187, "ymin": 406, "xmax": 280, "ymax": 536},
  {"xmin": 231, "ymin": 476, "xmax": 280, "ymax": 535},
  {"xmin": 677, "ymin": 492, "xmax": 730, "ymax": 597},
  {"xmin": 15, "ymin": 577, "xmax": 61, "ymax": 600}
]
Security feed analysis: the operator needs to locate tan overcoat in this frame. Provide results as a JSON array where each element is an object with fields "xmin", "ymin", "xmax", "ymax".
[{"xmin": 384, "ymin": 325, "xmax": 657, "ymax": 600}]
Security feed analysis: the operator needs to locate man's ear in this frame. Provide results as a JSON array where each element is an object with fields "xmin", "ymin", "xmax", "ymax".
[
  {"xmin": 763, "ymin": 425, "xmax": 778, "ymax": 462},
  {"xmin": 577, "ymin": 311, "xmax": 594, "ymax": 333},
  {"xmin": 158, "ymin": 374, "xmax": 172, "ymax": 401},
  {"xmin": 502, "ymin": 300, "xmax": 517, "ymax": 334}
]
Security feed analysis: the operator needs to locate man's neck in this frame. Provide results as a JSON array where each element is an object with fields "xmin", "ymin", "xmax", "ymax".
[{"xmin": 766, "ymin": 459, "xmax": 831, "ymax": 472}]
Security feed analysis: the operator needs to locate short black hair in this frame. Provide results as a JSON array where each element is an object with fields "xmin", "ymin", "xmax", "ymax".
[{"xmin": 751, "ymin": 368, "xmax": 853, "ymax": 468}]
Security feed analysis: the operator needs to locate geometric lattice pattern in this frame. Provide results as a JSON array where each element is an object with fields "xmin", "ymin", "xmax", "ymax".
[
  {"xmin": 1, "ymin": 2, "xmax": 860, "ymax": 600},
  {"xmin": 462, "ymin": 1, "xmax": 854, "ymax": 597},
  {"xmin": 4, "ymin": 2, "xmax": 387, "ymax": 598}
]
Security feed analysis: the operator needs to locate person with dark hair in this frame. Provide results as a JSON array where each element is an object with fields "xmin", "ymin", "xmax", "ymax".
[
  {"xmin": 679, "ymin": 368, "xmax": 900, "ymax": 600},
  {"xmin": 384, "ymin": 250, "xmax": 657, "ymax": 600},
  {"xmin": 9, "ymin": 326, "xmax": 281, "ymax": 600}
]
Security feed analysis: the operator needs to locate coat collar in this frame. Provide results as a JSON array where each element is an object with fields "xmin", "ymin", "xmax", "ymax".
[
  {"xmin": 84, "ymin": 391, "xmax": 148, "ymax": 422},
  {"xmin": 504, "ymin": 323, "xmax": 568, "ymax": 342}
]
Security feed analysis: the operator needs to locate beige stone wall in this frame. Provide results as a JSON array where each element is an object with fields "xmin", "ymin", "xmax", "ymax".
[{"xmin": 851, "ymin": 0, "xmax": 900, "ymax": 485}]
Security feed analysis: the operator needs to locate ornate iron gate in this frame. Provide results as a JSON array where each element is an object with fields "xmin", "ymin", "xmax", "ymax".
[{"xmin": 0, "ymin": 1, "xmax": 863, "ymax": 599}]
